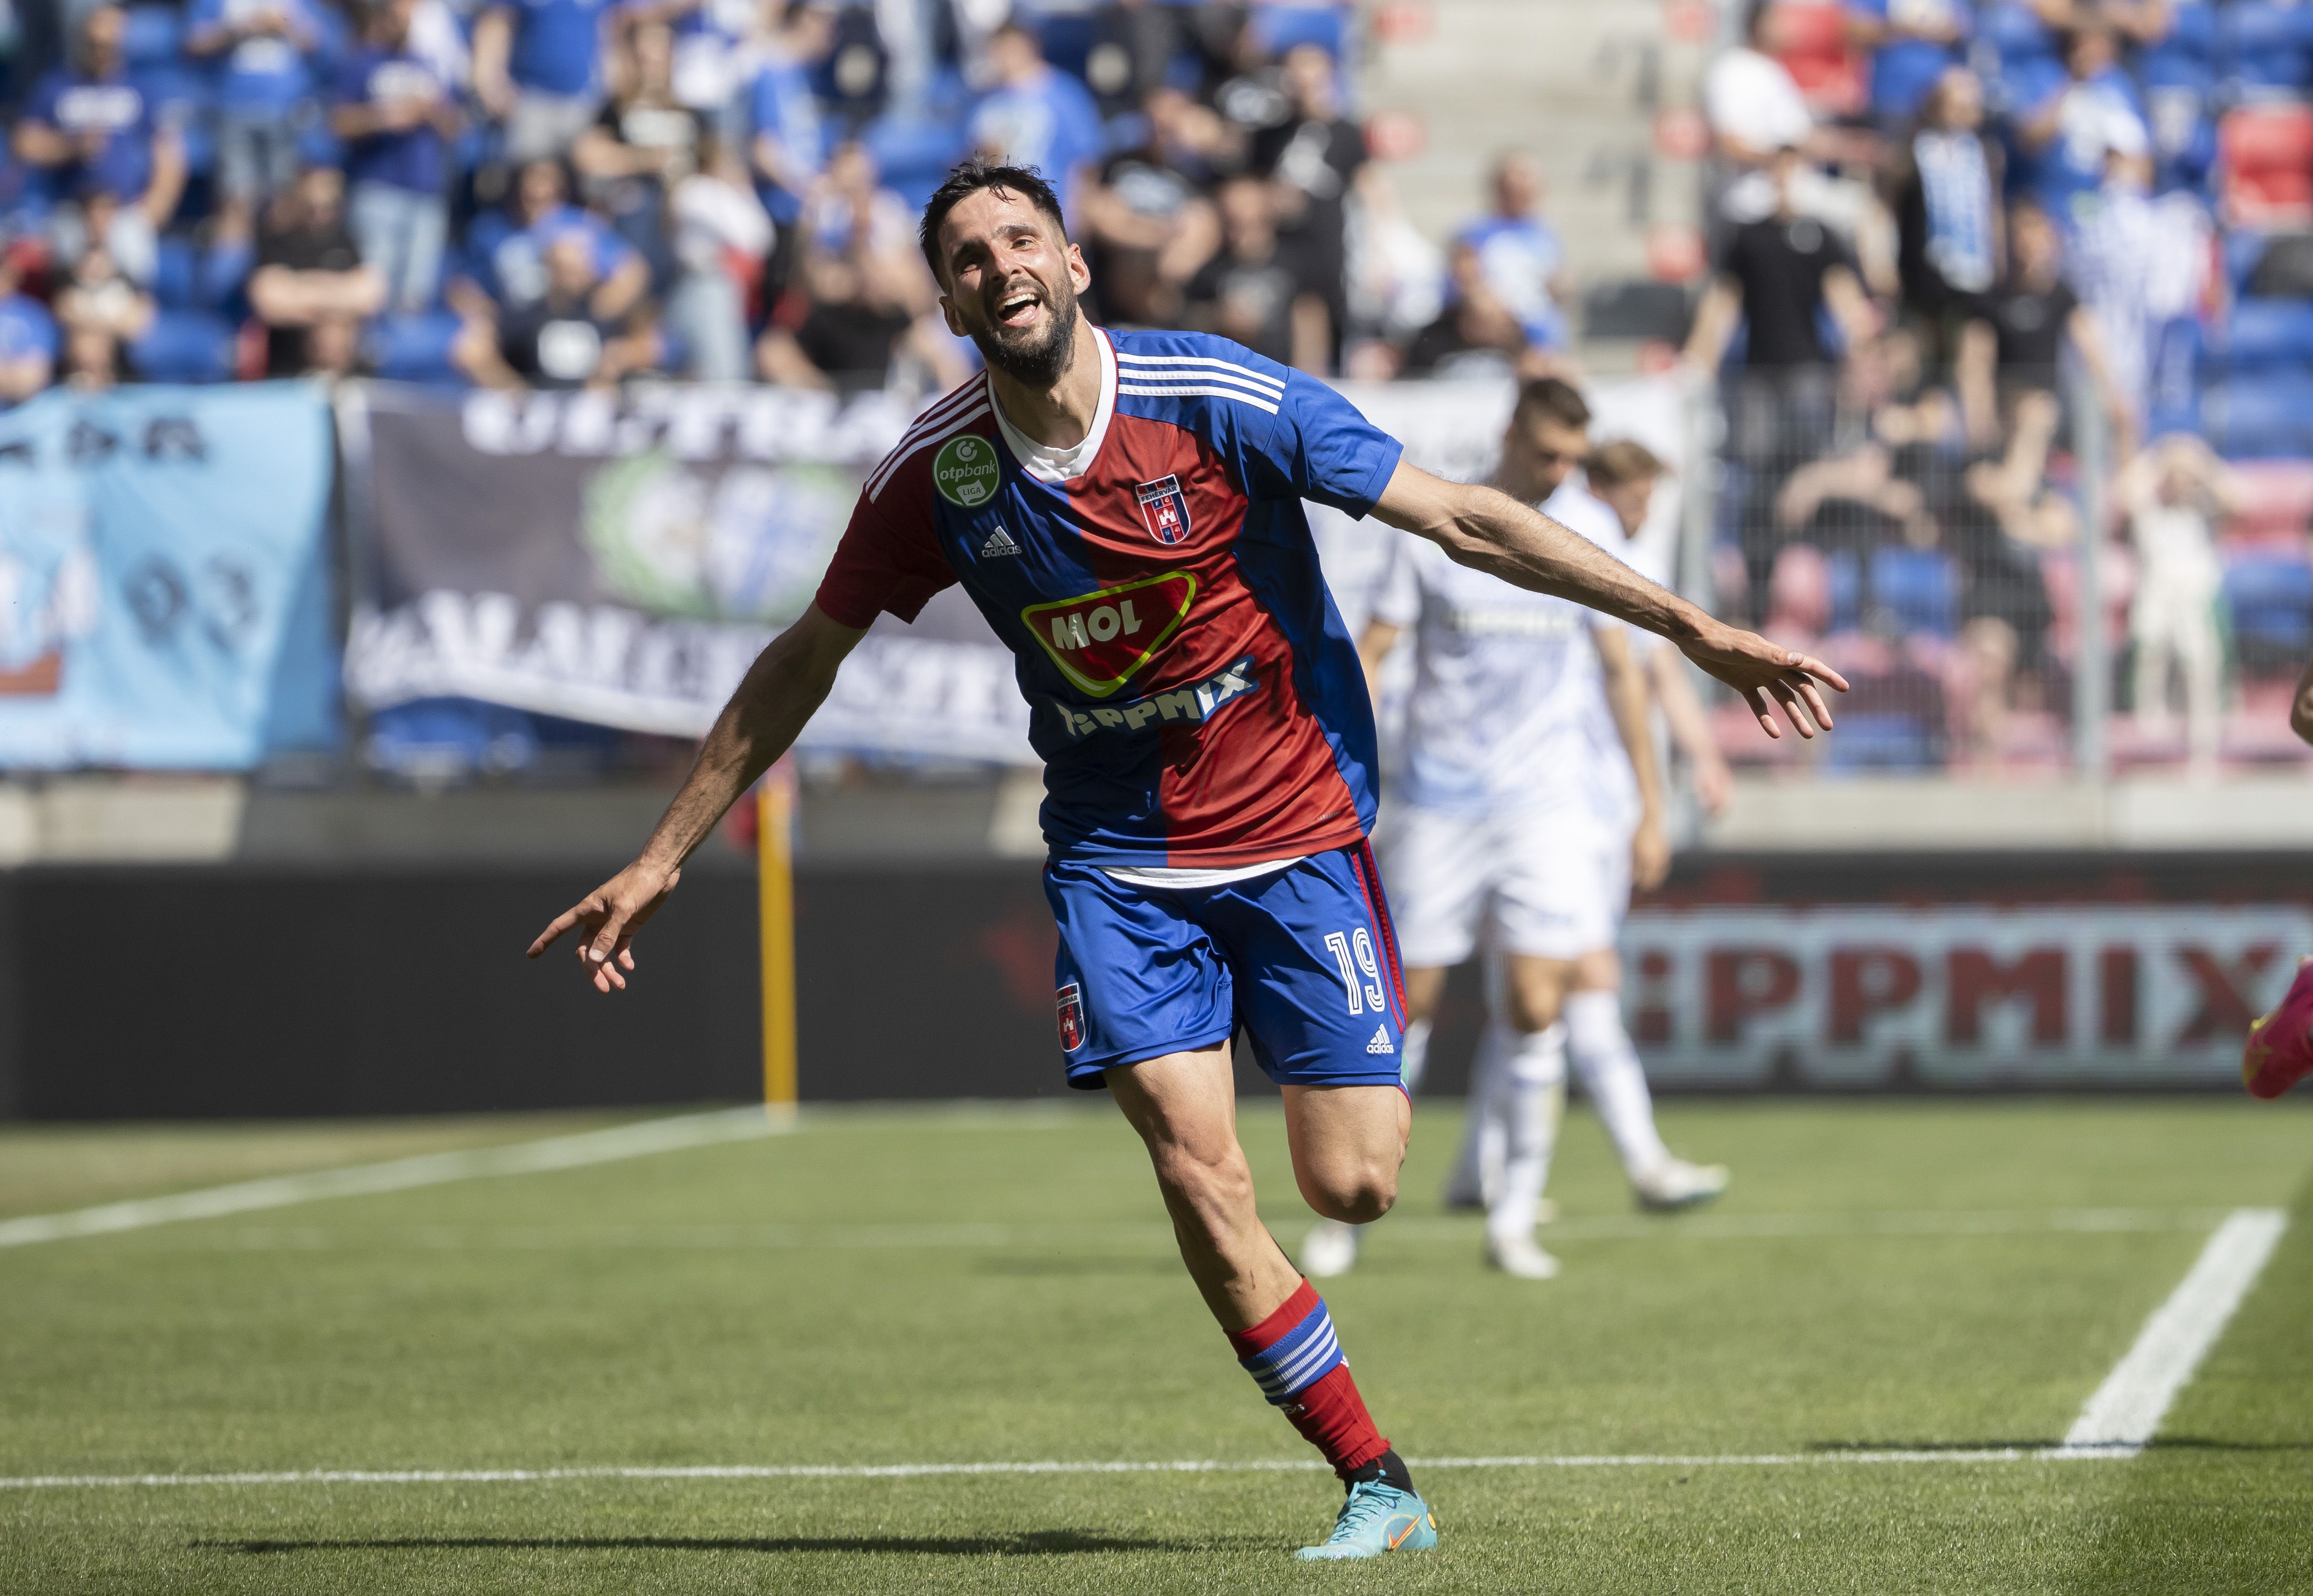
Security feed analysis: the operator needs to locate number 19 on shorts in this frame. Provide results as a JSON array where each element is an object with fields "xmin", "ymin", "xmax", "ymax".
[{"xmin": 1323, "ymin": 929, "xmax": 1388, "ymax": 1015}]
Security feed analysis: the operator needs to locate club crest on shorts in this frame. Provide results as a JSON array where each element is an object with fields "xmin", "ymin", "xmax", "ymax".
[
  {"xmin": 1055, "ymin": 983, "xmax": 1085, "ymax": 1051},
  {"xmin": 1134, "ymin": 475, "xmax": 1191, "ymax": 545}
]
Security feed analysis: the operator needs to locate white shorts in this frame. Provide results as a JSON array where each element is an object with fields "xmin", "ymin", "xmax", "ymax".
[{"xmin": 1378, "ymin": 801, "xmax": 1629, "ymax": 968}]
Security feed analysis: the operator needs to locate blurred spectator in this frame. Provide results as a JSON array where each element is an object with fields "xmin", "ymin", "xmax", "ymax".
[
  {"xmin": 15, "ymin": 4, "xmax": 187, "ymax": 286},
  {"xmin": 630, "ymin": 0, "xmax": 766, "ymax": 128},
  {"xmin": 61, "ymin": 321, "xmax": 126, "ymax": 392},
  {"xmin": 2013, "ymin": 23, "xmax": 2147, "ymax": 230},
  {"xmin": 1846, "ymin": 0, "xmax": 1971, "ymax": 130},
  {"xmin": 185, "ymin": 0, "xmax": 324, "ymax": 242},
  {"xmin": 664, "ymin": 126, "xmax": 769, "ymax": 381},
  {"xmin": 460, "ymin": 231, "xmax": 661, "ymax": 388},
  {"xmin": 757, "ymin": 142, "xmax": 962, "ymax": 391},
  {"xmin": 473, "ymin": 0, "xmax": 613, "ymax": 165},
  {"xmin": 334, "ymin": 0, "xmax": 463, "ymax": 313},
  {"xmin": 54, "ymin": 234, "xmax": 152, "ymax": 393},
  {"xmin": 1399, "ymin": 238, "xmax": 1531, "ymax": 380},
  {"xmin": 462, "ymin": 157, "xmax": 648, "ymax": 319},
  {"xmin": 749, "ymin": 2, "xmax": 836, "ymax": 244},
  {"xmin": 1704, "ymin": 3, "xmax": 1819, "ymax": 177},
  {"xmin": 1955, "ymin": 198, "xmax": 2123, "ymax": 449},
  {"xmin": 1083, "ymin": 0, "xmax": 1185, "ymax": 123},
  {"xmin": 2121, "ymin": 435, "xmax": 2238, "ymax": 771},
  {"xmin": 1078, "ymin": 87, "xmax": 1223, "ymax": 327},
  {"xmin": 968, "ymin": 22, "xmax": 1104, "ymax": 212},
  {"xmin": 1342, "ymin": 166, "xmax": 1443, "ymax": 370},
  {"xmin": 2070, "ymin": 148, "xmax": 2208, "ymax": 436},
  {"xmin": 1888, "ymin": 66, "xmax": 2000, "ymax": 338},
  {"xmin": 250, "ymin": 165, "xmax": 387, "ymax": 377},
  {"xmin": 1453, "ymin": 151, "xmax": 1570, "ymax": 356},
  {"xmin": 0, "ymin": 255, "xmax": 57, "ymax": 405},
  {"xmin": 573, "ymin": 19, "xmax": 698, "ymax": 277},
  {"xmin": 1183, "ymin": 172, "xmax": 1328, "ymax": 372},
  {"xmin": 1250, "ymin": 44, "xmax": 1361, "ymax": 354}
]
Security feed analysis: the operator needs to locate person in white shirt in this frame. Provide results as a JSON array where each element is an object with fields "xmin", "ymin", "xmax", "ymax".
[
  {"xmin": 2121, "ymin": 435, "xmax": 2237, "ymax": 774},
  {"xmin": 1437, "ymin": 441, "xmax": 1733, "ymax": 1228},
  {"xmin": 1298, "ymin": 380, "xmax": 1674, "ymax": 1281}
]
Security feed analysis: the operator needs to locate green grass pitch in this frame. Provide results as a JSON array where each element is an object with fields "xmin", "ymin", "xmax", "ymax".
[{"xmin": 3, "ymin": 1097, "xmax": 2311, "ymax": 1594}]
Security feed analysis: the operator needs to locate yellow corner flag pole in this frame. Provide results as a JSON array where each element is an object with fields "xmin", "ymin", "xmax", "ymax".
[{"xmin": 757, "ymin": 755, "xmax": 799, "ymax": 1121}]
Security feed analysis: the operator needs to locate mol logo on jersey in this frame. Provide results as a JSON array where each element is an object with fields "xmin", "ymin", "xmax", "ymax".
[
  {"xmin": 1022, "ymin": 571, "xmax": 1197, "ymax": 697},
  {"xmin": 1135, "ymin": 475, "xmax": 1192, "ymax": 545}
]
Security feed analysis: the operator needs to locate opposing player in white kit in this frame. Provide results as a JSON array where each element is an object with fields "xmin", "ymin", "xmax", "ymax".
[
  {"xmin": 1434, "ymin": 437, "xmax": 1735, "ymax": 1232},
  {"xmin": 1293, "ymin": 380, "xmax": 1662, "ymax": 1278}
]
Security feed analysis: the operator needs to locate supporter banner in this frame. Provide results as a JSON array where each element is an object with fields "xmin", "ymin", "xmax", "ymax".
[
  {"xmin": 341, "ymin": 382, "xmax": 1036, "ymax": 763},
  {"xmin": 1621, "ymin": 904, "xmax": 2306, "ymax": 1088},
  {"xmin": 0, "ymin": 384, "xmax": 338, "ymax": 769},
  {"xmin": 342, "ymin": 377, "xmax": 1681, "ymax": 762}
]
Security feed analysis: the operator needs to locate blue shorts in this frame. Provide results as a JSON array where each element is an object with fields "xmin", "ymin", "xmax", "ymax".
[{"xmin": 1044, "ymin": 841, "xmax": 1410, "ymax": 1092}]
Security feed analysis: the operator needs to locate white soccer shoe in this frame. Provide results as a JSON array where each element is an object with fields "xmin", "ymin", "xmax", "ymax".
[
  {"xmin": 1632, "ymin": 1159, "xmax": 1731, "ymax": 1212},
  {"xmin": 1300, "ymin": 1218, "xmax": 1361, "ymax": 1279},
  {"xmin": 1483, "ymin": 1232, "xmax": 1560, "ymax": 1279}
]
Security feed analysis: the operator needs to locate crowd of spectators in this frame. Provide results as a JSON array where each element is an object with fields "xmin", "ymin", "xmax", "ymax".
[
  {"xmin": 1690, "ymin": 0, "xmax": 2313, "ymax": 773},
  {"xmin": 0, "ymin": 0, "xmax": 1594, "ymax": 401}
]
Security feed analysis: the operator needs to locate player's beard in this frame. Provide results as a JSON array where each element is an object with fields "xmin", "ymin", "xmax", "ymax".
[{"xmin": 967, "ymin": 272, "xmax": 1079, "ymax": 389}]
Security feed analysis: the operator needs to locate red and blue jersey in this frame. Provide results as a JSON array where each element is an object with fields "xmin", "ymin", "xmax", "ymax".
[{"xmin": 813, "ymin": 327, "xmax": 1403, "ymax": 867}]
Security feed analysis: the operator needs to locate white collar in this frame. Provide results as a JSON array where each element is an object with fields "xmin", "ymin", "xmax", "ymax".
[{"xmin": 990, "ymin": 324, "xmax": 1115, "ymax": 486}]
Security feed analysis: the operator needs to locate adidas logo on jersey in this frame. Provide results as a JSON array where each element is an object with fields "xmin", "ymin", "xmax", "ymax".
[
  {"xmin": 1365, "ymin": 1026, "xmax": 1395, "ymax": 1055},
  {"xmin": 1051, "ymin": 655, "xmax": 1259, "ymax": 740},
  {"xmin": 979, "ymin": 525, "xmax": 1022, "ymax": 558}
]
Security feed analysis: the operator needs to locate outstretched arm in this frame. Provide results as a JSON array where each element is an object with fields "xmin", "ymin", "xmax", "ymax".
[
  {"xmin": 1368, "ymin": 460, "xmax": 1847, "ymax": 738},
  {"xmin": 527, "ymin": 604, "xmax": 866, "ymax": 988}
]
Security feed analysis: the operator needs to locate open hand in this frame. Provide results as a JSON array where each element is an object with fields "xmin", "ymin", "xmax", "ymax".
[
  {"xmin": 1682, "ymin": 621, "xmax": 1849, "ymax": 741},
  {"xmin": 526, "ymin": 858, "xmax": 681, "ymax": 992}
]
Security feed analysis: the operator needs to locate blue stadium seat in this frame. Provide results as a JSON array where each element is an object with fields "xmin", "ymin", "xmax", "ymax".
[
  {"xmin": 153, "ymin": 235, "xmax": 200, "ymax": 311},
  {"xmin": 1032, "ymin": 10, "xmax": 1099, "ymax": 82},
  {"xmin": 1823, "ymin": 711, "xmax": 1940, "ymax": 771},
  {"xmin": 2142, "ymin": 0, "xmax": 2217, "ymax": 82},
  {"xmin": 365, "ymin": 698, "xmax": 538, "ymax": 782},
  {"xmin": 2223, "ymin": 300, "xmax": 2313, "ymax": 371},
  {"xmin": 1250, "ymin": 3, "xmax": 1351, "ymax": 61},
  {"xmin": 862, "ymin": 114, "xmax": 967, "ymax": 211},
  {"xmin": 366, "ymin": 311, "xmax": 466, "ymax": 384},
  {"xmin": 1870, "ymin": 547, "xmax": 1959, "ymax": 637},
  {"xmin": 2220, "ymin": 2, "xmax": 2313, "ymax": 95},
  {"xmin": 2201, "ymin": 376, "xmax": 2313, "ymax": 457},
  {"xmin": 122, "ymin": 4, "xmax": 184, "ymax": 66},
  {"xmin": 1826, "ymin": 548, "xmax": 1862, "ymax": 633},
  {"xmin": 128, "ymin": 311, "xmax": 237, "ymax": 383},
  {"xmin": 2222, "ymin": 551, "xmax": 2313, "ymax": 657}
]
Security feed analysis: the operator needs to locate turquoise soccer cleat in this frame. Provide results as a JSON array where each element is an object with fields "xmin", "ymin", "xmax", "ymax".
[{"xmin": 1293, "ymin": 1480, "xmax": 1439, "ymax": 1561}]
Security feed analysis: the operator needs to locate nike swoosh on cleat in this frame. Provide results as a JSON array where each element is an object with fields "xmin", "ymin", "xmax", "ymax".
[{"xmin": 1387, "ymin": 1517, "xmax": 1417, "ymax": 1549}]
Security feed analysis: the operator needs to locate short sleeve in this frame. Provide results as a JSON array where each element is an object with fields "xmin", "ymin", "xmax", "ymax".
[
  {"xmin": 1367, "ymin": 533, "xmax": 1420, "ymax": 629},
  {"xmin": 1245, "ymin": 371, "xmax": 1404, "ymax": 517},
  {"xmin": 811, "ymin": 486, "xmax": 958, "ymax": 628}
]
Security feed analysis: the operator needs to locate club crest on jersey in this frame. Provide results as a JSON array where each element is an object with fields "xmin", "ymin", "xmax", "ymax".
[
  {"xmin": 1134, "ymin": 475, "xmax": 1191, "ymax": 545},
  {"xmin": 1055, "ymin": 983, "xmax": 1085, "ymax": 1051},
  {"xmin": 1022, "ymin": 571, "xmax": 1197, "ymax": 697}
]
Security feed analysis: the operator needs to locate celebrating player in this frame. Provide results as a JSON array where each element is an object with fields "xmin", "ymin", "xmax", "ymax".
[
  {"xmin": 527, "ymin": 161, "xmax": 1844, "ymax": 1561},
  {"xmin": 2245, "ymin": 654, "xmax": 2313, "ymax": 1099}
]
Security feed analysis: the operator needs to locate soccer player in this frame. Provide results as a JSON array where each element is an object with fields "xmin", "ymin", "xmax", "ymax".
[
  {"xmin": 2245, "ymin": 656, "xmax": 2313, "ymax": 1099},
  {"xmin": 527, "ymin": 160, "xmax": 1844, "ymax": 1560}
]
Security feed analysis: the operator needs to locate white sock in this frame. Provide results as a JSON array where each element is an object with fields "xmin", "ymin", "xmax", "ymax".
[
  {"xmin": 1445, "ymin": 1018, "xmax": 1507, "ymax": 1205},
  {"xmin": 1565, "ymin": 989, "xmax": 1671, "ymax": 1180},
  {"xmin": 1487, "ymin": 1024, "xmax": 1567, "ymax": 1243},
  {"xmin": 1398, "ymin": 1016, "xmax": 1434, "ymax": 1094}
]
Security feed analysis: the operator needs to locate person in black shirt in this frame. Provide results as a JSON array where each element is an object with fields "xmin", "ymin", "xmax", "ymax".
[
  {"xmin": 1250, "ymin": 43, "xmax": 1362, "ymax": 365},
  {"xmin": 460, "ymin": 232, "xmax": 662, "ymax": 389},
  {"xmin": 1182, "ymin": 173, "xmax": 1327, "ymax": 371},
  {"xmin": 1398, "ymin": 239, "xmax": 1531, "ymax": 380},
  {"xmin": 248, "ymin": 164, "xmax": 385, "ymax": 376},
  {"xmin": 1077, "ymin": 86, "xmax": 1223, "ymax": 327},
  {"xmin": 1955, "ymin": 198, "xmax": 2123, "ymax": 447}
]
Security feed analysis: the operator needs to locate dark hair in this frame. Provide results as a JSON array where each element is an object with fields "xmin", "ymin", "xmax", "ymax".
[
  {"xmin": 1513, "ymin": 375, "xmax": 1590, "ymax": 431},
  {"xmin": 1585, "ymin": 438, "xmax": 1666, "ymax": 488},
  {"xmin": 918, "ymin": 158, "xmax": 1069, "ymax": 287}
]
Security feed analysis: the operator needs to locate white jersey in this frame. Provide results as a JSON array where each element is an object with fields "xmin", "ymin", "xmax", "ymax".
[{"xmin": 1372, "ymin": 482, "xmax": 1631, "ymax": 821}]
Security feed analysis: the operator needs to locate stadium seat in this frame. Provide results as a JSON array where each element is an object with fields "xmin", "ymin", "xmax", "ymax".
[
  {"xmin": 128, "ymin": 311, "xmax": 237, "ymax": 383},
  {"xmin": 1250, "ymin": 2, "xmax": 1352, "ymax": 62},
  {"xmin": 1767, "ymin": 2, "xmax": 1863, "ymax": 117},
  {"xmin": 1869, "ymin": 547, "xmax": 1960, "ymax": 638},
  {"xmin": 1825, "ymin": 548, "xmax": 1862, "ymax": 634},
  {"xmin": 2226, "ymin": 460, "xmax": 2313, "ymax": 543},
  {"xmin": 2222, "ymin": 549, "xmax": 2313, "ymax": 661},
  {"xmin": 121, "ymin": 4, "xmax": 184, "ymax": 66},
  {"xmin": 2220, "ymin": 104, "xmax": 2313, "ymax": 228},
  {"xmin": 1822, "ymin": 711, "xmax": 1941, "ymax": 772},
  {"xmin": 366, "ymin": 311, "xmax": 466, "ymax": 384},
  {"xmin": 2218, "ymin": 1, "xmax": 2313, "ymax": 96},
  {"xmin": 153, "ymin": 235, "xmax": 200, "ymax": 311},
  {"xmin": 364, "ymin": 697, "xmax": 538, "ymax": 783},
  {"xmin": 2200, "ymin": 375, "xmax": 2313, "ymax": 457},
  {"xmin": 861, "ymin": 115, "xmax": 967, "ymax": 211},
  {"xmin": 2218, "ymin": 300, "xmax": 2313, "ymax": 372},
  {"xmin": 2145, "ymin": 0, "xmax": 2218, "ymax": 78},
  {"xmin": 1032, "ymin": 10, "xmax": 1099, "ymax": 82}
]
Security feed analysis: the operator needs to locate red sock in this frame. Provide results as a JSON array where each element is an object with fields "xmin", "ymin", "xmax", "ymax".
[{"xmin": 1225, "ymin": 1278, "xmax": 1390, "ymax": 1478}]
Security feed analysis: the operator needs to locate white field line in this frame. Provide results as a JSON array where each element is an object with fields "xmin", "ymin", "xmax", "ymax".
[
  {"xmin": 103, "ymin": 1207, "xmax": 2235, "ymax": 1253},
  {"xmin": 2046, "ymin": 1207, "xmax": 2289, "ymax": 1459},
  {"xmin": 0, "ymin": 1449, "xmax": 2089, "ymax": 1492},
  {"xmin": 0, "ymin": 1107, "xmax": 792, "ymax": 1252}
]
